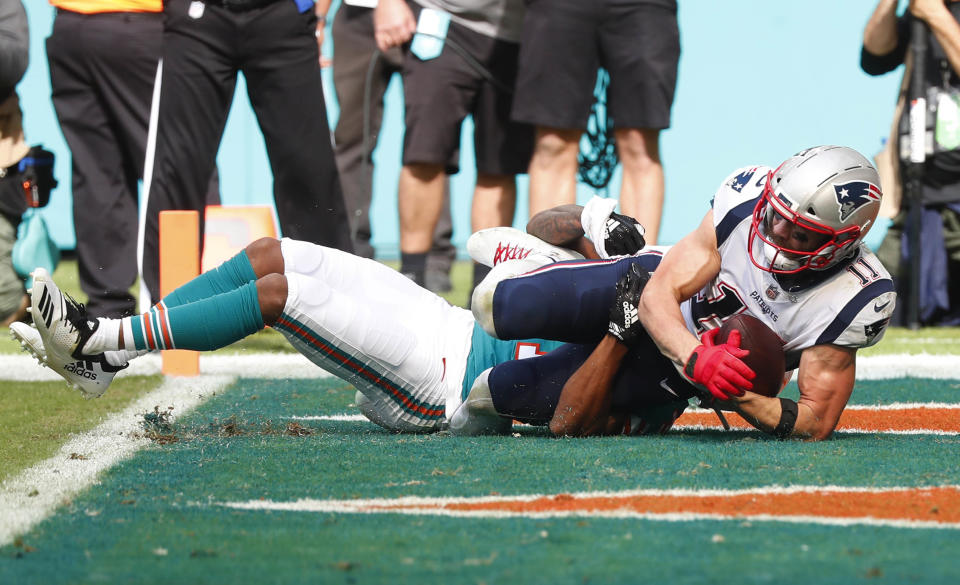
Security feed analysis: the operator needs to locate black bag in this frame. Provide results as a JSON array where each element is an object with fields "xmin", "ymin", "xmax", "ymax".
[{"xmin": 0, "ymin": 145, "xmax": 57, "ymax": 218}]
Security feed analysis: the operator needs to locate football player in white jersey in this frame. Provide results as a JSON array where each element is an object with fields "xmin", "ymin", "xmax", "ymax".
[
  {"xmin": 10, "ymin": 206, "xmax": 633, "ymax": 434},
  {"xmin": 472, "ymin": 145, "xmax": 895, "ymax": 440}
]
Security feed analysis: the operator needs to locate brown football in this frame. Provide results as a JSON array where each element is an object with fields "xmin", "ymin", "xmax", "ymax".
[{"xmin": 714, "ymin": 313, "xmax": 786, "ymax": 397}]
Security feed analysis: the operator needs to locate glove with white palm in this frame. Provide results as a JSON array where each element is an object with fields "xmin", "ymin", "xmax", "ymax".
[{"xmin": 581, "ymin": 196, "xmax": 646, "ymax": 258}]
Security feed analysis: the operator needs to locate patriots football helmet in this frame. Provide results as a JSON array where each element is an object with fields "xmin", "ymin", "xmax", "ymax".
[{"xmin": 748, "ymin": 145, "xmax": 882, "ymax": 274}]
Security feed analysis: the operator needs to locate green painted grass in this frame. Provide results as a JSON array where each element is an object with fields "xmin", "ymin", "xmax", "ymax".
[
  {"xmin": 2, "ymin": 377, "xmax": 958, "ymax": 584},
  {"xmin": 0, "ymin": 376, "xmax": 164, "ymax": 483}
]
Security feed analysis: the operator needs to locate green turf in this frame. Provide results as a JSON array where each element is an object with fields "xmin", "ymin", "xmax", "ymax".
[
  {"xmin": 2, "ymin": 377, "xmax": 958, "ymax": 584},
  {"xmin": 0, "ymin": 376, "xmax": 164, "ymax": 483}
]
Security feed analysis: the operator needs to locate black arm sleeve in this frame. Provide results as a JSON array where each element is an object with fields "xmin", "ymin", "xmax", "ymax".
[{"xmin": 861, "ymin": 14, "xmax": 910, "ymax": 76}]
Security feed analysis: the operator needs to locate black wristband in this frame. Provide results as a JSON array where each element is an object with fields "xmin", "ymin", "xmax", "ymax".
[{"xmin": 773, "ymin": 398, "xmax": 798, "ymax": 439}]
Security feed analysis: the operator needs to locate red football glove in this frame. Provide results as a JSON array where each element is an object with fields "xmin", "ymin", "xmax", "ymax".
[{"xmin": 683, "ymin": 328, "xmax": 755, "ymax": 400}]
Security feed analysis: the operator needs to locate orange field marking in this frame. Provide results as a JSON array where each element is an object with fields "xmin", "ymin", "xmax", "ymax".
[
  {"xmin": 436, "ymin": 487, "xmax": 960, "ymax": 525},
  {"xmin": 677, "ymin": 405, "xmax": 960, "ymax": 434},
  {"xmin": 223, "ymin": 485, "xmax": 960, "ymax": 529}
]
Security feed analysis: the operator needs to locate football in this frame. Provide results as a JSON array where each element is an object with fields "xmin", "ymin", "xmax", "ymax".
[{"xmin": 715, "ymin": 313, "xmax": 786, "ymax": 397}]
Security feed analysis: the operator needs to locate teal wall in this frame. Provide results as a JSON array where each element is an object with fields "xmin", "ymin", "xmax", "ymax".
[{"xmin": 19, "ymin": 1, "xmax": 901, "ymax": 255}]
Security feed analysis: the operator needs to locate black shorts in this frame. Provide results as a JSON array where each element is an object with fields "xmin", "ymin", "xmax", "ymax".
[
  {"xmin": 401, "ymin": 5, "xmax": 534, "ymax": 175},
  {"xmin": 511, "ymin": 0, "xmax": 680, "ymax": 130}
]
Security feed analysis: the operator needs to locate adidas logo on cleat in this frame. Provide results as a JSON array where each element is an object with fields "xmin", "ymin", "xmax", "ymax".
[
  {"xmin": 63, "ymin": 360, "xmax": 99, "ymax": 380},
  {"xmin": 10, "ymin": 321, "xmax": 123, "ymax": 398}
]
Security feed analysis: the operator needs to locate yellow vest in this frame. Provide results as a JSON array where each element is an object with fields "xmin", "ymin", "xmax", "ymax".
[{"xmin": 49, "ymin": 0, "xmax": 162, "ymax": 13}]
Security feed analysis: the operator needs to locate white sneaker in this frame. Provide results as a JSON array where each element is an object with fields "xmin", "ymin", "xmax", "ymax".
[
  {"xmin": 448, "ymin": 368, "xmax": 512, "ymax": 436},
  {"xmin": 10, "ymin": 321, "xmax": 125, "ymax": 398},
  {"xmin": 466, "ymin": 227, "xmax": 584, "ymax": 268}
]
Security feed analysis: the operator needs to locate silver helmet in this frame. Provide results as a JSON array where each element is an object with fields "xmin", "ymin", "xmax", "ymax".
[{"xmin": 747, "ymin": 145, "xmax": 882, "ymax": 274}]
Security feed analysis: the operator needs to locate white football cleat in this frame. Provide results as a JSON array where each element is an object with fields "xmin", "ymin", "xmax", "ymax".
[
  {"xmin": 466, "ymin": 227, "xmax": 584, "ymax": 268},
  {"xmin": 28, "ymin": 267, "xmax": 100, "ymax": 362},
  {"xmin": 448, "ymin": 368, "xmax": 512, "ymax": 436},
  {"xmin": 10, "ymin": 321, "xmax": 125, "ymax": 398}
]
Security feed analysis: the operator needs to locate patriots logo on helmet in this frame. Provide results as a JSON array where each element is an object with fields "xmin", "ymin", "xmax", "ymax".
[{"xmin": 834, "ymin": 181, "xmax": 881, "ymax": 222}]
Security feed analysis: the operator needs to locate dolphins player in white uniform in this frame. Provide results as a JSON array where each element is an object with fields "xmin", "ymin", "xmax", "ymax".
[
  {"xmin": 10, "ymin": 211, "xmax": 626, "ymax": 434},
  {"xmin": 469, "ymin": 145, "xmax": 896, "ymax": 439}
]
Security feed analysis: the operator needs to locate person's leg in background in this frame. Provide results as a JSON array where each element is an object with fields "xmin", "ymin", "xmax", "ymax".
[
  {"xmin": 511, "ymin": 0, "xmax": 598, "ymax": 217},
  {"xmin": 396, "ymin": 13, "xmax": 480, "ymax": 287},
  {"xmin": 397, "ymin": 162, "xmax": 446, "ymax": 285},
  {"xmin": 0, "ymin": 211, "xmax": 27, "ymax": 326},
  {"xmin": 330, "ymin": 4, "xmax": 455, "ymax": 291},
  {"xmin": 601, "ymin": 0, "xmax": 679, "ymax": 245},
  {"xmin": 615, "ymin": 127, "xmax": 664, "ymax": 244},
  {"xmin": 468, "ymin": 32, "xmax": 533, "ymax": 290},
  {"xmin": 140, "ymin": 0, "xmax": 237, "ymax": 306},
  {"xmin": 48, "ymin": 11, "xmax": 162, "ymax": 318},
  {"xmin": 243, "ymin": 0, "xmax": 353, "ymax": 257},
  {"xmin": 426, "ymin": 188, "xmax": 457, "ymax": 292},
  {"xmin": 526, "ymin": 127, "xmax": 581, "ymax": 216},
  {"xmin": 938, "ymin": 203, "xmax": 960, "ymax": 324},
  {"xmin": 332, "ymin": 4, "xmax": 398, "ymax": 260}
]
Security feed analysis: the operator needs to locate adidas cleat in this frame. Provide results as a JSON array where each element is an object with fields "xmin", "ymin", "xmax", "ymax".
[
  {"xmin": 28, "ymin": 267, "xmax": 100, "ymax": 362},
  {"xmin": 466, "ymin": 227, "xmax": 584, "ymax": 268},
  {"xmin": 10, "ymin": 321, "xmax": 125, "ymax": 398}
]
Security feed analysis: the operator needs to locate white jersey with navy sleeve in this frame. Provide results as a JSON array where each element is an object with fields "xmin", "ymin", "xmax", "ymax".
[{"xmin": 679, "ymin": 166, "xmax": 897, "ymax": 369}]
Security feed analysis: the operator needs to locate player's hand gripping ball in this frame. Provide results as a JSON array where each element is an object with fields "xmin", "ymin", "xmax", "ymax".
[
  {"xmin": 603, "ymin": 212, "xmax": 646, "ymax": 257},
  {"xmin": 715, "ymin": 314, "xmax": 786, "ymax": 398},
  {"xmin": 607, "ymin": 263, "xmax": 651, "ymax": 346},
  {"xmin": 683, "ymin": 326, "xmax": 755, "ymax": 401}
]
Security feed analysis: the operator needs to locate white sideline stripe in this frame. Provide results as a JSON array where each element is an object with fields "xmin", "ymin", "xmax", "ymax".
[
  {"xmin": 855, "ymin": 354, "xmax": 960, "ymax": 379},
  {"xmin": 0, "ymin": 375, "xmax": 234, "ymax": 547},
  {"xmin": 219, "ymin": 484, "xmax": 960, "ymax": 530},
  {"xmin": 0, "ymin": 353, "xmax": 332, "ymax": 381},
  {"xmin": 1, "ymin": 353, "xmax": 958, "ymax": 382}
]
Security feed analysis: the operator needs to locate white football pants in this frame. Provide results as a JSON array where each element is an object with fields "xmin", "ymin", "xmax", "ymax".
[{"xmin": 274, "ymin": 238, "xmax": 474, "ymax": 432}]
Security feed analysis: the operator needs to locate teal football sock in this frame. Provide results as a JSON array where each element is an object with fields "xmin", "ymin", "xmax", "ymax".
[
  {"xmin": 161, "ymin": 250, "xmax": 258, "ymax": 309},
  {"xmin": 129, "ymin": 281, "xmax": 264, "ymax": 351}
]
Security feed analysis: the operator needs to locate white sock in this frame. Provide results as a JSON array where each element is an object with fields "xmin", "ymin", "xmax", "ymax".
[
  {"xmin": 103, "ymin": 348, "xmax": 149, "ymax": 367},
  {"xmin": 84, "ymin": 317, "xmax": 121, "ymax": 354},
  {"xmin": 121, "ymin": 318, "xmax": 136, "ymax": 352}
]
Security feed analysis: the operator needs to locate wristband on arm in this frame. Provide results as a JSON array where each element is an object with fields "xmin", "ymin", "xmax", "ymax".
[{"xmin": 772, "ymin": 398, "xmax": 798, "ymax": 439}]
